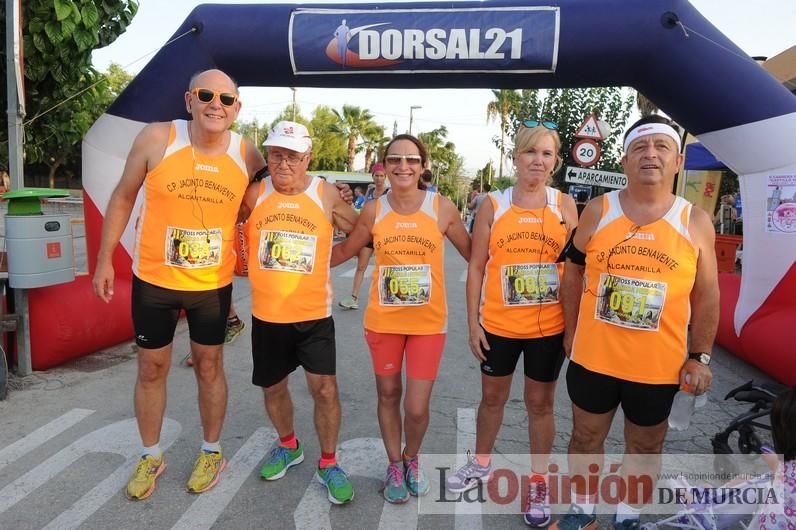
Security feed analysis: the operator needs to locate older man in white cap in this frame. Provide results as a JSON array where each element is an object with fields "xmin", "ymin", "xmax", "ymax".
[
  {"xmin": 241, "ymin": 121, "xmax": 358, "ymax": 504},
  {"xmin": 554, "ymin": 115, "xmax": 719, "ymax": 530}
]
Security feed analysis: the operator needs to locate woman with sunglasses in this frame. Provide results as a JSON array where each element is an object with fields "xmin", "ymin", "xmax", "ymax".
[
  {"xmin": 331, "ymin": 134, "xmax": 471, "ymax": 504},
  {"xmin": 446, "ymin": 120, "xmax": 577, "ymax": 527},
  {"xmin": 338, "ymin": 163, "xmax": 390, "ymax": 310}
]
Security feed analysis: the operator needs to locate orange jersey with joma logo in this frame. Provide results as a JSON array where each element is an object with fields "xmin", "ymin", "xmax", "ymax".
[
  {"xmin": 248, "ymin": 177, "xmax": 333, "ymax": 323},
  {"xmin": 364, "ymin": 192, "xmax": 447, "ymax": 335},
  {"xmin": 571, "ymin": 191, "xmax": 698, "ymax": 384},
  {"xmin": 132, "ymin": 120, "xmax": 249, "ymax": 290},
  {"xmin": 480, "ymin": 187, "xmax": 568, "ymax": 338}
]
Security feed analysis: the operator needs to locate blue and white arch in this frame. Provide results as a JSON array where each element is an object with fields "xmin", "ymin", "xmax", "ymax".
[{"xmin": 79, "ymin": 0, "xmax": 796, "ymax": 381}]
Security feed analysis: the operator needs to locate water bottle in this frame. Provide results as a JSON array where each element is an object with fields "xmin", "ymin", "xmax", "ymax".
[
  {"xmin": 668, "ymin": 375, "xmax": 698, "ymax": 430},
  {"xmin": 668, "ymin": 389, "xmax": 695, "ymax": 430}
]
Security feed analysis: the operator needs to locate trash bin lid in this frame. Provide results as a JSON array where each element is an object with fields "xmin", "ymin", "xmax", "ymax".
[{"xmin": 3, "ymin": 188, "xmax": 70, "ymax": 215}]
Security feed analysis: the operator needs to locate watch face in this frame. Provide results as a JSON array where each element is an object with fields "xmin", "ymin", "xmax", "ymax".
[{"xmin": 692, "ymin": 353, "xmax": 711, "ymax": 365}]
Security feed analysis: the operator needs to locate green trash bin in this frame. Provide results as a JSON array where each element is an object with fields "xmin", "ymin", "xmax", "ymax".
[{"xmin": 3, "ymin": 188, "xmax": 75, "ymax": 288}]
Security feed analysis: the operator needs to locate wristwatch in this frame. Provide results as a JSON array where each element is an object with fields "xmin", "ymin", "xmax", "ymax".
[{"xmin": 688, "ymin": 352, "xmax": 712, "ymax": 366}]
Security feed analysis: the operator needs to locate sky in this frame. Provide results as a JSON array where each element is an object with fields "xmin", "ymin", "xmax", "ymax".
[{"xmin": 91, "ymin": 0, "xmax": 796, "ymax": 175}]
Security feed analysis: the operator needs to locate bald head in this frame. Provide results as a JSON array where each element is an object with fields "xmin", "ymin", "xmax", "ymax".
[{"xmin": 189, "ymin": 69, "xmax": 239, "ymax": 95}]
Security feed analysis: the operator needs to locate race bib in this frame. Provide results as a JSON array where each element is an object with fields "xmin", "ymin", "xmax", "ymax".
[
  {"xmin": 257, "ymin": 230, "xmax": 317, "ymax": 274},
  {"xmin": 165, "ymin": 226, "xmax": 222, "ymax": 269},
  {"xmin": 378, "ymin": 264, "xmax": 431, "ymax": 306},
  {"xmin": 594, "ymin": 273, "xmax": 667, "ymax": 331},
  {"xmin": 501, "ymin": 263, "xmax": 560, "ymax": 306}
]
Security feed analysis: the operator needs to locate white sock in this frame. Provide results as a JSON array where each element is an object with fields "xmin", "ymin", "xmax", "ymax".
[
  {"xmin": 572, "ymin": 487, "xmax": 596, "ymax": 515},
  {"xmin": 615, "ymin": 502, "xmax": 641, "ymax": 522},
  {"xmin": 202, "ymin": 440, "xmax": 221, "ymax": 453},
  {"xmin": 142, "ymin": 444, "xmax": 162, "ymax": 459}
]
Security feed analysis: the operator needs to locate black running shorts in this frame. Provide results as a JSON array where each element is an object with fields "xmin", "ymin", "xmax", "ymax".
[
  {"xmin": 131, "ymin": 276, "xmax": 232, "ymax": 349},
  {"xmin": 480, "ymin": 329, "xmax": 565, "ymax": 382},
  {"xmin": 251, "ymin": 316, "xmax": 336, "ymax": 388},
  {"xmin": 566, "ymin": 360, "xmax": 679, "ymax": 427}
]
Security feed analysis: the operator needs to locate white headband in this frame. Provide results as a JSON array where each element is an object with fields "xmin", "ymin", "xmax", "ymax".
[{"xmin": 623, "ymin": 123, "xmax": 681, "ymax": 152}]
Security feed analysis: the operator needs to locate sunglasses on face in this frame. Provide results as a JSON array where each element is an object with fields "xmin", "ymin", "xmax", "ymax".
[
  {"xmin": 385, "ymin": 154, "xmax": 422, "ymax": 166},
  {"xmin": 191, "ymin": 88, "xmax": 238, "ymax": 107},
  {"xmin": 522, "ymin": 120, "xmax": 558, "ymax": 130}
]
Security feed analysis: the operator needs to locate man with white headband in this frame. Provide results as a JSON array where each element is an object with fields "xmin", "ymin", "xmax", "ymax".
[{"xmin": 553, "ymin": 115, "xmax": 719, "ymax": 530}]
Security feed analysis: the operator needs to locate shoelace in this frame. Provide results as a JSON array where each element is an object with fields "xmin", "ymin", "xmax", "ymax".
[
  {"xmin": 387, "ymin": 463, "xmax": 404, "ymax": 486},
  {"xmin": 269, "ymin": 446, "xmax": 290, "ymax": 464},
  {"xmin": 197, "ymin": 452, "xmax": 219, "ymax": 472},
  {"xmin": 527, "ymin": 480, "xmax": 547, "ymax": 506},
  {"xmin": 459, "ymin": 454, "xmax": 484, "ymax": 479},
  {"xmin": 135, "ymin": 458, "xmax": 157, "ymax": 477},
  {"xmin": 406, "ymin": 457, "xmax": 421, "ymax": 482},
  {"xmin": 323, "ymin": 465, "xmax": 348, "ymax": 487}
]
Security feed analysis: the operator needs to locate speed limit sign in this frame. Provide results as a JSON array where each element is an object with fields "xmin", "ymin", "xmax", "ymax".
[{"xmin": 572, "ymin": 139, "xmax": 601, "ymax": 167}]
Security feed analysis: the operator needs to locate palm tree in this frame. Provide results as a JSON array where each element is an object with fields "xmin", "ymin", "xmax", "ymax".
[
  {"xmin": 636, "ymin": 91, "xmax": 659, "ymax": 117},
  {"xmin": 360, "ymin": 122, "xmax": 386, "ymax": 171},
  {"xmin": 331, "ymin": 105, "xmax": 375, "ymax": 171},
  {"xmin": 486, "ymin": 89, "xmax": 521, "ymax": 179}
]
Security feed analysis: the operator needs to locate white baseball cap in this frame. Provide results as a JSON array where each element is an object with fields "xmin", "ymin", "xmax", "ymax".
[{"xmin": 263, "ymin": 121, "xmax": 312, "ymax": 152}]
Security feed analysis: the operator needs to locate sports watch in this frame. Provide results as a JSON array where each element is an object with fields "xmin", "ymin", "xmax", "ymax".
[{"xmin": 688, "ymin": 352, "xmax": 711, "ymax": 366}]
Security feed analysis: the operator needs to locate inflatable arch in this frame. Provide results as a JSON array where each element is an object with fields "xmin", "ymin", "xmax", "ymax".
[{"xmin": 39, "ymin": 0, "xmax": 795, "ymax": 381}]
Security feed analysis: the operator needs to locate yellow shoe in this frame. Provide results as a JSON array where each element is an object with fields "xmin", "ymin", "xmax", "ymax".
[
  {"xmin": 126, "ymin": 455, "xmax": 165, "ymax": 500},
  {"xmin": 186, "ymin": 450, "xmax": 227, "ymax": 493}
]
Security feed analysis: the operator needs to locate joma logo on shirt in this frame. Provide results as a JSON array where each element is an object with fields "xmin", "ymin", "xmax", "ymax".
[
  {"xmin": 194, "ymin": 163, "xmax": 219, "ymax": 173},
  {"xmin": 628, "ymin": 232, "xmax": 655, "ymax": 240},
  {"xmin": 518, "ymin": 217, "xmax": 542, "ymax": 224},
  {"xmin": 278, "ymin": 202, "xmax": 300, "ymax": 209},
  {"xmin": 395, "ymin": 222, "xmax": 418, "ymax": 229}
]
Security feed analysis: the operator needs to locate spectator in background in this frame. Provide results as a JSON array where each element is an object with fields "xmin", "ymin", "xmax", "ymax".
[
  {"xmin": 420, "ymin": 169, "xmax": 437, "ymax": 192},
  {"xmin": 468, "ymin": 182, "xmax": 491, "ymax": 233},
  {"xmin": 353, "ymin": 186, "xmax": 366, "ymax": 211},
  {"xmin": 714, "ymin": 193, "xmax": 737, "ymax": 234}
]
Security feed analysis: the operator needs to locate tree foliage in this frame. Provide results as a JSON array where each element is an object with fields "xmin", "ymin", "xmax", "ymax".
[
  {"xmin": 0, "ymin": 0, "xmax": 138, "ymax": 186},
  {"xmin": 506, "ymin": 87, "xmax": 635, "ymax": 188},
  {"xmin": 486, "ymin": 88, "xmax": 521, "ymax": 180},
  {"xmin": 331, "ymin": 105, "xmax": 374, "ymax": 172},
  {"xmin": 308, "ymin": 106, "xmax": 347, "ymax": 172}
]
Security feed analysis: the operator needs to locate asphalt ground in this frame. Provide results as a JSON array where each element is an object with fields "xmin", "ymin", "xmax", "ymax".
[{"xmin": 0, "ymin": 232, "xmax": 779, "ymax": 529}]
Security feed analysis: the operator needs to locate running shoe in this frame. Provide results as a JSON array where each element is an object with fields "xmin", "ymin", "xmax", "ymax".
[
  {"xmin": 186, "ymin": 450, "xmax": 226, "ymax": 493},
  {"xmin": 338, "ymin": 295, "xmax": 359, "ymax": 310},
  {"xmin": 315, "ymin": 464, "xmax": 354, "ymax": 504},
  {"xmin": 446, "ymin": 452, "xmax": 492, "ymax": 493},
  {"xmin": 224, "ymin": 319, "xmax": 245, "ymax": 345},
  {"xmin": 260, "ymin": 442, "xmax": 304, "ymax": 480},
  {"xmin": 523, "ymin": 477, "xmax": 552, "ymax": 527},
  {"xmin": 126, "ymin": 454, "xmax": 165, "ymax": 500},
  {"xmin": 613, "ymin": 518, "xmax": 641, "ymax": 529},
  {"xmin": 383, "ymin": 462, "xmax": 409, "ymax": 504},
  {"xmin": 549, "ymin": 504, "xmax": 597, "ymax": 530},
  {"xmin": 404, "ymin": 454, "xmax": 430, "ymax": 496}
]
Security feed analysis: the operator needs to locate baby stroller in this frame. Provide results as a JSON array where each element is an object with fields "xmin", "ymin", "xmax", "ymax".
[{"xmin": 711, "ymin": 380, "xmax": 787, "ymax": 475}]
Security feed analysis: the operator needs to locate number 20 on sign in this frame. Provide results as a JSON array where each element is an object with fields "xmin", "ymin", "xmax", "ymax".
[{"xmin": 572, "ymin": 139, "xmax": 601, "ymax": 167}]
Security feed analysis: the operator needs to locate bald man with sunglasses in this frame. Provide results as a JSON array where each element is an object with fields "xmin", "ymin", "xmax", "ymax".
[{"xmin": 93, "ymin": 69, "xmax": 266, "ymax": 500}]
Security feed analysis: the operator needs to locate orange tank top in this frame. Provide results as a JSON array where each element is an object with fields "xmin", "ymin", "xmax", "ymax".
[
  {"xmin": 480, "ymin": 187, "xmax": 567, "ymax": 338},
  {"xmin": 132, "ymin": 120, "xmax": 249, "ymax": 291},
  {"xmin": 571, "ymin": 191, "xmax": 698, "ymax": 384},
  {"xmin": 364, "ymin": 192, "xmax": 446, "ymax": 334},
  {"xmin": 247, "ymin": 176, "xmax": 333, "ymax": 323}
]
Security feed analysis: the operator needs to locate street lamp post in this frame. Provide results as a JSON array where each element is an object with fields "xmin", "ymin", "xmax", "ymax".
[
  {"xmin": 290, "ymin": 87, "xmax": 297, "ymax": 120},
  {"xmin": 409, "ymin": 105, "xmax": 422, "ymax": 135}
]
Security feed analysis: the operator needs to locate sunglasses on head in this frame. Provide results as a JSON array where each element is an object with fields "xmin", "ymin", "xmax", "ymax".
[
  {"xmin": 523, "ymin": 120, "xmax": 558, "ymax": 130},
  {"xmin": 385, "ymin": 154, "xmax": 422, "ymax": 165},
  {"xmin": 191, "ymin": 88, "xmax": 238, "ymax": 107}
]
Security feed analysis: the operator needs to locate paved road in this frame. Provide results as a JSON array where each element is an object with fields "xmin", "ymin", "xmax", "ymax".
[{"xmin": 0, "ymin": 239, "xmax": 776, "ymax": 529}]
